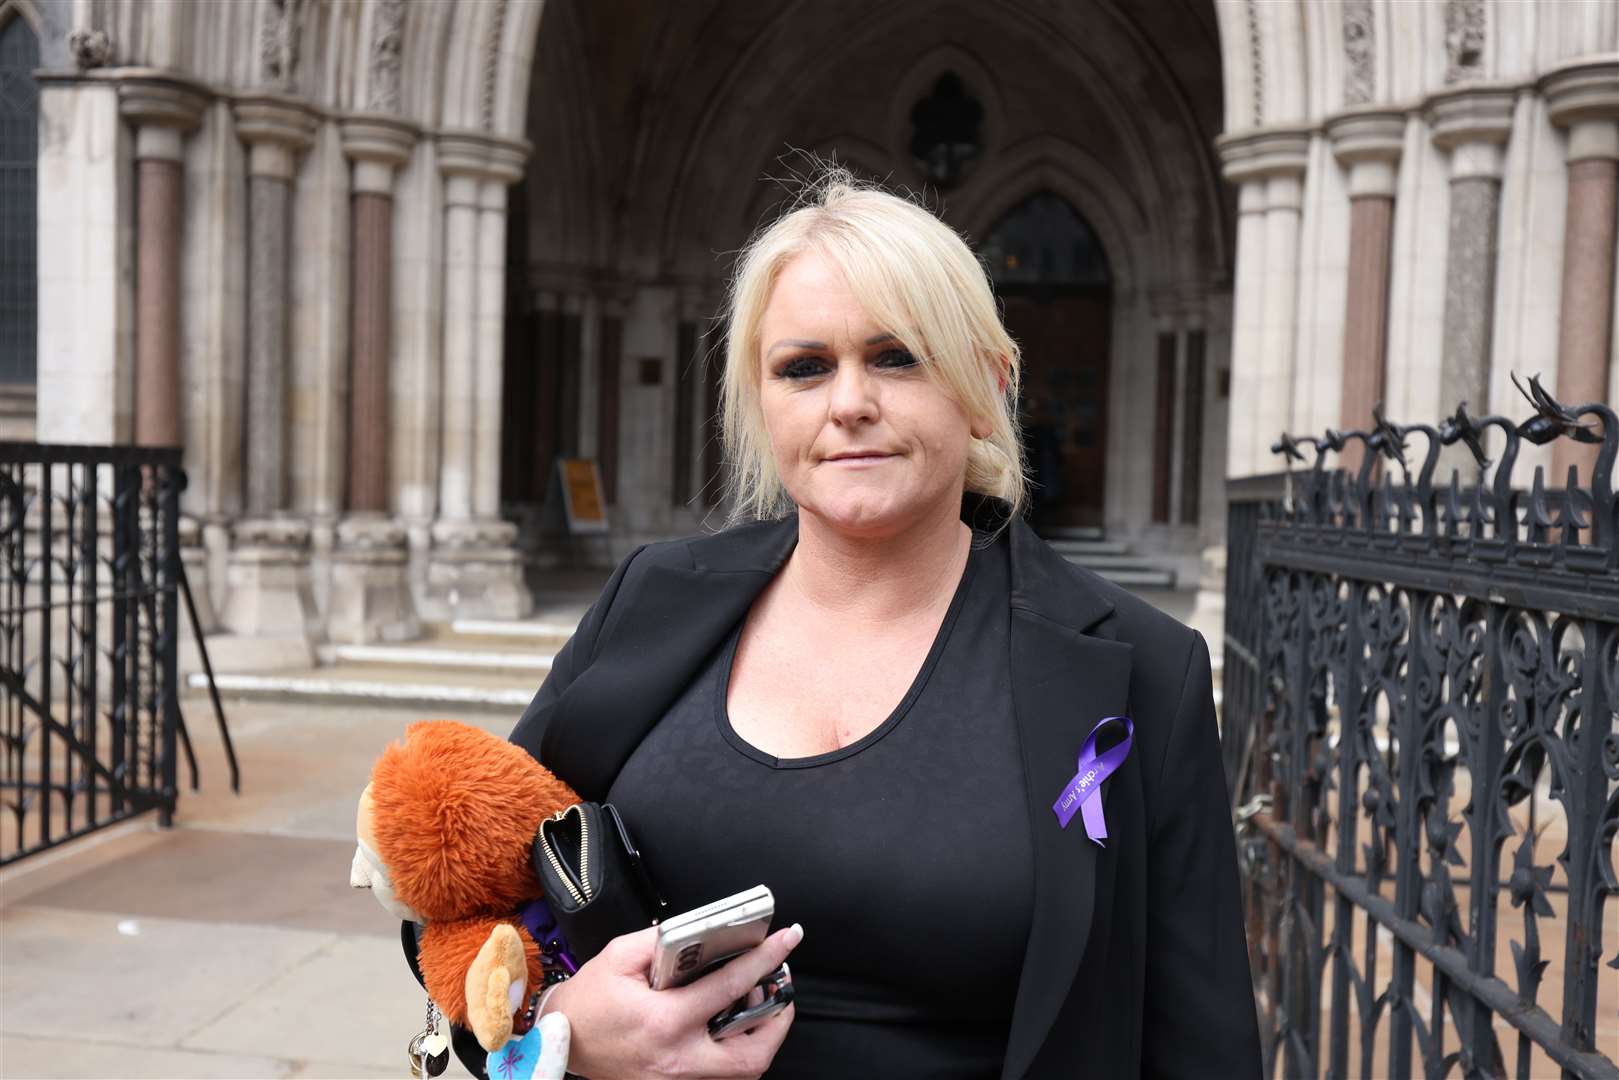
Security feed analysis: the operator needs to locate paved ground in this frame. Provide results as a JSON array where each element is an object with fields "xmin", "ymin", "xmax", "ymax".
[{"xmin": 0, "ymin": 698, "xmax": 506, "ymax": 1079}]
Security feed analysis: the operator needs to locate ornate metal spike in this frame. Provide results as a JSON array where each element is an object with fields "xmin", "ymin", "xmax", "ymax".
[
  {"xmin": 1512, "ymin": 370, "xmax": 1603, "ymax": 445},
  {"xmin": 1370, "ymin": 401, "xmax": 1409, "ymax": 468},
  {"xmin": 1438, "ymin": 401, "xmax": 1491, "ymax": 469},
  {"xmin": 1273, "ymin": 432, "xmax": 1307, "ymax": 462}
]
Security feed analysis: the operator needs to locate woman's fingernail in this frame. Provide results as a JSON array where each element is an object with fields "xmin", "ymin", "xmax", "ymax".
[{"xmin": 785, "ymin": 923, "xmax": 804, "ymax": 948}]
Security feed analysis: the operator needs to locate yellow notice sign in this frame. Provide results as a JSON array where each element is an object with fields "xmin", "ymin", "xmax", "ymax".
[{"xmin": 558, "ymin": 458, "xmax": 608, "ymax": 534}]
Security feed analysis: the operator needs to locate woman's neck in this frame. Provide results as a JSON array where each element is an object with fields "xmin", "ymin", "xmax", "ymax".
[{"xmin": 784, "ymin": 498, "xmax": 971, "ymax": 624}]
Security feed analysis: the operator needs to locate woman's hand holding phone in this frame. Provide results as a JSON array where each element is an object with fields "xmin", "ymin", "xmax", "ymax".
[{"xmin": 540, "ymin": 923, "xmax": 802, "ymax": 1080}]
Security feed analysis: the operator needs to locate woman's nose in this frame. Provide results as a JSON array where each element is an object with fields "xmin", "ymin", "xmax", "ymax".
[{"xmin": 827, "ymin": 360, "xmax": 879, "ymax": 426}]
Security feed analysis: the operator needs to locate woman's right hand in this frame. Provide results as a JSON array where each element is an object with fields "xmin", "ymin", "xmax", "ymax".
[{"xmin": 540, "ymin": 923, "xmax": 803, "ymax": 1079}]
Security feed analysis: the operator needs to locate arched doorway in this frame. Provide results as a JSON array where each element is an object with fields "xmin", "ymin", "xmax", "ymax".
[{"xmin": 981, "ymin": 192, "xmax": 1112, "ymax": 528}]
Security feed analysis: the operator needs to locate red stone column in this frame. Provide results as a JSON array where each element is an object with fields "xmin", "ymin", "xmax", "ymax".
[
  {"xmin": 119, "ymin": 78, "xmax": 206, "ymax": 447},
  {"xmin": 1327, "ymin": 110, "xmax": 1405, "ymax": 475},
  {"xmin": 339, "ymin": 116, "xmax": 416, "ymax": 513},
  {"xmin": 1542, "ymin": 61, "xmax": 1619, "ymax": 488},
  {"xmin": 329, "ymin": 115, "xmax": 419, "ymax": 645}
]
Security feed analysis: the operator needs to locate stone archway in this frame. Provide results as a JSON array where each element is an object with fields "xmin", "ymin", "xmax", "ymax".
[{"xmin": 982, "ymin": 192, "xmax": 1115, "ymax": 529}]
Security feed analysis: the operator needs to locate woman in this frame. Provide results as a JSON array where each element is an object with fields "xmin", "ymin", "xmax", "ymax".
[{"xmin": 485, "ymin": 172, "xmax": 1256, "ymax": 1078}]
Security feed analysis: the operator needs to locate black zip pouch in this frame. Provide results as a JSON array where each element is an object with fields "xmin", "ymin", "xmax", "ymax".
[{"xmin": 533, "ymin": 802, "xmax": 666, "ymax": 962}]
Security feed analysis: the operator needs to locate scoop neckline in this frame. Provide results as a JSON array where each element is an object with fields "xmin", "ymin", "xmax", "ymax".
[{"xmin": 713, "ymin": 537, "xmax": 982, "ymax": 769}]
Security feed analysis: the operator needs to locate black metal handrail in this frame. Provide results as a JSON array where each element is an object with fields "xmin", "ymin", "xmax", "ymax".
[
  {"xmin": 0, "ymin": 442, "xmax": 237, "ymax": 865},
  {"xmin": 1223, "ymin": 378, "xmax": 1617, "ymax": 1080}
]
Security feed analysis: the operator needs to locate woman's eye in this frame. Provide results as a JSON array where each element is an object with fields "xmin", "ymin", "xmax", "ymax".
[
  {"xmin": 876, "ymin": 349, "xmax": 919, "ymax": 369},
  {"xmin": 779, "ymin": 357, "xmax": 830, "ymax": 380}
]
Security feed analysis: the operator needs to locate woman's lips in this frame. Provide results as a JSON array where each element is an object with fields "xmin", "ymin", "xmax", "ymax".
[{"xmin": 824, "ymin": 453, "xmax": 894, "ymax": 465}]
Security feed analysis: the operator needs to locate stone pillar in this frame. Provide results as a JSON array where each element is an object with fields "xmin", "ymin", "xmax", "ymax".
[
  {"xmin": 475, "ymin": 146, "xmax": 525, "ymax": 520},
  {"xmin": 328, "ymin": 114, "xmax": 420, "ymax": 644},
  {"xmin": 421, "ymin": 133, "xmax": 534, "ymax": 621},
  {"xmin": 1327, "ymin": 109, "xmax": 1404, "ymax": 473},
  {"xmin": 233, "ymin": 96, "xmax": 317, "ymax": 516},
  {"xmin": 1217, "ymin": 129, "xmax": 1311, "ymax": 476},
  {"xmin": 218, "ymin": 97, "xmax": 319, "ymax": 667},
  {"xmin": 118, "ymin": 76, "xmax": 206, "ymax": 449},
  {"xmin": 1224, "ymin": 181, "xmax": 1267, "ymax": 477},
  {"xmin": 1541, "ymin": 60, "xmax": 1619, "ymax": 488},
  {"xmin": 1427, "ymin": 86, "xmax": 1514, "ymax": 474},
  {"xmin": 118, "ymin": 76, "xmax": 216, "ymax": 667}
]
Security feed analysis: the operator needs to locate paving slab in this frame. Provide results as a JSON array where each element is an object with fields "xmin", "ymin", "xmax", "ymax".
[
  {"xmin": 181, "ymin": 932, "xmax": 471, "ymax": 1076},
  {"xmin": 0, "ymin": 1033, "xmax": 293, "ymax": 1079},
  {"xmin": 0, "ymin": 908, "xmax": 336, "ymax": 1047},
  {"xmin": 15, "ymin": 830, "xmax": 382, "ymax": 937}
]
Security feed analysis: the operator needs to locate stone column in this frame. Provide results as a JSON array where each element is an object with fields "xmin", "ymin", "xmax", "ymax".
[
  {"xmin": 118, "ymin": 76, "xmax": 215, "ymax": 669},
  {"xmin": 119, "ymin": 76, "xmax": 206, "ymax": 448},
  {"xmin": 1327, "ymin": 109, "xmax": 1404, "ymax": 473},
  {"xmin": 421, "ymin": 133, "xmax": 533, "ymax": 621},
  {"xmin": 1217, "ymin": 129, "xmax": 1311, "ymax": 476},
  {"xmin": 1427, "ymin": 86, "xmax": 1514, "ymax": 474},
  {"xmin": 234, "ymin": 98, "xmax": 315, "ymax": 515},
  {"xmin": 327, "ymin": 114, "xmax": 420, "ymax": 644},
  {"xmin": 1542, "ymin": 60, "xmax": 1619, "ymax": 488},
  {"xmin": 217, "ymin": 96, "xmax": 319, "ymax": 668}
]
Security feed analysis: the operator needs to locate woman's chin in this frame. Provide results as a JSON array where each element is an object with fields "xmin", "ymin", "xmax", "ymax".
[{"xmin": 797, "ymin": 491, "xmax": 917, "ymax": 538}]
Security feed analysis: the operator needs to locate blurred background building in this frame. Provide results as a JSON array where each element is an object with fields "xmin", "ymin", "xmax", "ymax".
[{"xmin": 0, "ymin": 0, "xmax": 1614, "ymax": 659}]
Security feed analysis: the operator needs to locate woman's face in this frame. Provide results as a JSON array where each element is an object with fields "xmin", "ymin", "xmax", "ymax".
[{"xmin": 756, "ymin": 251, "xmax": 986, "ymax": 539}]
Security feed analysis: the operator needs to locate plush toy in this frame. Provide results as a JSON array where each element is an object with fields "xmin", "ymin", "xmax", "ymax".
[{"xmin": 350, "ymin": 719, "xmax": 579, "ymax": 1075}]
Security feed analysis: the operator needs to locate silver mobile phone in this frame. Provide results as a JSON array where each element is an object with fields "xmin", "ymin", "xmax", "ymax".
[{"xmin": 649, "ymin": 884, "xmax": 775, "ymax": 990}]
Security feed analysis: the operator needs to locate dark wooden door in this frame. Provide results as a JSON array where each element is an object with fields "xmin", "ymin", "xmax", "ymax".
[{"xmin": 1001, "ymin": 289, "xmax": 1111, "ymax": 528}]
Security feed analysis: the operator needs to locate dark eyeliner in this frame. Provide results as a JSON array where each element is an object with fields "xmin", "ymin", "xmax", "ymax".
[{"xmin": 778, "ymin": 356, "xmax": 829, "ymax": 380}]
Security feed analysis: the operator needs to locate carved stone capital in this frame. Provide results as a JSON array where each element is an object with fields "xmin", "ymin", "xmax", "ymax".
[
  {"xmin": 1326, "ymin": 108, "xmax": 1405, "ymax": 198},
  {"xmin": 431, "ymin": 517, "xmax": 520, "ymax": 551},
  {"xmin": 1216, "ymin": 126, "xmax": 1312, "ymax": 187},
  {"xmin": 1425, "ymin": 85, "xmax": 1516, "ymax": 150},
  {"xmin": 119, "ymin": 72, "xmax": 208, "ymax": 131},
  {"xmin": 336, "ymin": 514, "xmax": 409, "ymax": 553},
  {"xmin": 118, "ymin": 72, "xmax": 208, "ymax": 162},
  {"xmin": 436, "ymin": 129, "xmax": 530, "ymax": 184},
  {"xmin": 233, "ymin": 516, "xmax": 313, "ymax": 550},
  {"xmin": 340, "ymin": 113, "xmax": 417, "ymax": 193},
  {"xmin": 1540, "ymin": 59, "xmax": 1619, "ymax": 163},
  {"xmin": 233, "ymin": 94, "xmax": 319, "ymax": 180}
]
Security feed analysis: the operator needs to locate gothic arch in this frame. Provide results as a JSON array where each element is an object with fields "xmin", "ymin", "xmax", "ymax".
[
  {"xmin": 0, "ymin": 0, "xmax": 41, "ymax": 35},
  {"xmin": 882, "ymin": 42, "xmax": 1007, "ymax": 194},
  {"xmin": 952, "ymin": 135, "xmax": 1150, "ymax": 295}
]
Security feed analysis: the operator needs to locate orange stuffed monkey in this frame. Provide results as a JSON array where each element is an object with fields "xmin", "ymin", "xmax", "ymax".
[{"xmin": 350, "ymin": 720, "xmax": 579, "ymax": 1053}]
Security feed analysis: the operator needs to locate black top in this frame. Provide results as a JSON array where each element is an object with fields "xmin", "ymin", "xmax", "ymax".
[{"xmin": 609, "ymin": 527, "xmax": 1034, "ymax": 1078}]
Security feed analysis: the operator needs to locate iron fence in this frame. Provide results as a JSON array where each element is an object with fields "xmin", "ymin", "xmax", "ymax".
[
  {"xmin": 0, "ymin": 442, "xmax": 234, "ymax": 865},
  {"xmin": 1223, "ymin": 377, "xmax": 1618, "ymax": 1080}
]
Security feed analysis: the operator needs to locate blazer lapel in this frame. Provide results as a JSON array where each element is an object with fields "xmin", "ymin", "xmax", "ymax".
[
  {"xmin": 539, "ymin": 521, "xmax": 796, "ymax": 799},
  {"xmin": 1001, "ymin": 520, "xmax": 1134, "ymax": 1080}
]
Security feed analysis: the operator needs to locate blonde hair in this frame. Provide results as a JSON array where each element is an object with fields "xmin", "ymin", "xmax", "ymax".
[{"xmin": 718, "ymin": 167, "xmax": 1026, "ymax": 525}]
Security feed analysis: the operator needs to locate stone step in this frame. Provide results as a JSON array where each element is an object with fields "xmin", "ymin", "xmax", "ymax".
[
  {"xmin": 447, "ymin": 618, "xmax": 579, "ymax": 646},
  {"xmin": 185, "ymin": 665, "xmax": 538, "ymax": 712},
  {"xmin": 1039, "ymin": 526, "xmax": 1106, "ymax": 541},
  {"xmin": 1067, "ymin": 561, "xmax": 1177, "ymax": 589},
  {"xmin": 1043, "ymin": 538, "xmax": 1131, "ymax": 557},
  {"xmin": 315, "ymin": 643, "xmax": 556, "ymax": 676},
  {"xmin": 1047, "ymin": 549, "xmax": 1159, "ymax": 567}
]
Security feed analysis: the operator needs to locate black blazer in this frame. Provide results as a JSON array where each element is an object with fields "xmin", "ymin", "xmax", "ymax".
[{"xmin": 499, "ymin": 500, "xmax": 1261, "ymax": 1079}]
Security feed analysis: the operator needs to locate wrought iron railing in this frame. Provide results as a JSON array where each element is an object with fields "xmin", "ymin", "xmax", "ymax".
[
  {"xmin": 0, "ymin": 443, "xmax": 236, "ymax": 865},
  {"xmin": 1223, "ymin": 377, "xmax": 1617, "ymax": 1079}
]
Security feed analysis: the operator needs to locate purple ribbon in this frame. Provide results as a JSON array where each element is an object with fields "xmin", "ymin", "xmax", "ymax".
[
  {"xmin": 1052, "ymin": 715, "xmax": 1134, "ymax": 845},
  {"xmin": 519, "ymin": 898, "xmax": 578, "ymax": 974}
]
